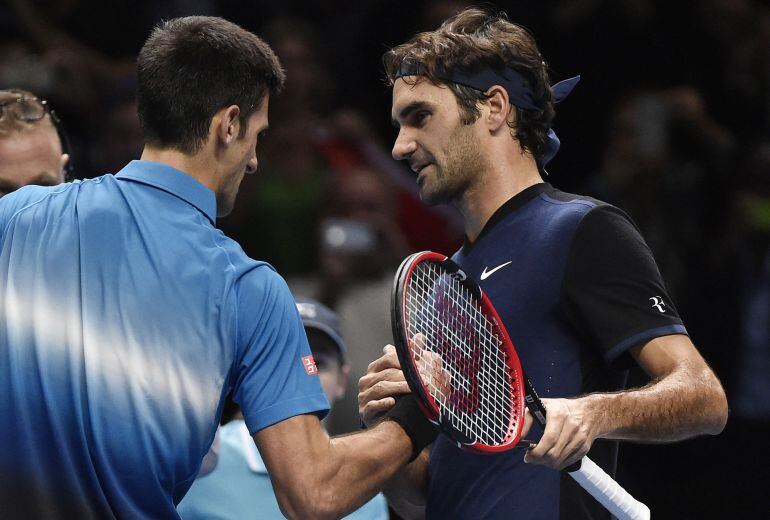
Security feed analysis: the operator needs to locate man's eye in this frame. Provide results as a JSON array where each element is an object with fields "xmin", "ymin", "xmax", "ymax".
[{"xmin": 415, "ymin": 111, "xmax": 430, "ymax": 125}]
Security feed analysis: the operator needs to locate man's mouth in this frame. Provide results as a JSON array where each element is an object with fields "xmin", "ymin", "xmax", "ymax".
[{"xmin": 410, "ymin": 159, "xmax": 432, "ymax": 174}]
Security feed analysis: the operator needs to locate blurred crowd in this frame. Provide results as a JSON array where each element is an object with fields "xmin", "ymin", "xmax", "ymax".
[{"xmin": 2, "ymin": 0, "xmax": 769, "ymax": 517}]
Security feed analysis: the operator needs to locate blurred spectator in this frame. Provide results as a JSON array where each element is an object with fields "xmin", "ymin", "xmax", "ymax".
[
  {"xmin": 218, "ymin": 19, "xmax": 335, "ymax": 275},
  {"xmin": 5, "ymin": 0, "xmax": 137, "ymax": 114},
  {"xmin": 316, "ymin": 166, "xmax": 410, "ymax": 307},
  {"xmin": 326, "ymin": 108, "xmax": 464, "ymax": 255},
  {"xmin": 674, "ymin": 140, "xmax": 770, "ymax": 518},
  {"xmin": 219, "ymin": 111, "xmax": 331, "ymax": 275},
  {"xmin": 700, "ymin": 141, "xmax": 770, "ymax": 409},
  {"xmin": 177, "ymin": 297, "xmax": 388, "ymax": 520},
  {"xmin": 689, "ymin": 0, "xmax": 770, "ymax": 135},
  {"xmin": 728, "ymin": 142, "xmax": 770, "ymax": 423},
  {"xmin": 289, "ymin": 166, "xmax": 409, "ymax": 434},
  {"xmin": 0, "ymin": 88, "xmax": 68, "ymax": 196}
]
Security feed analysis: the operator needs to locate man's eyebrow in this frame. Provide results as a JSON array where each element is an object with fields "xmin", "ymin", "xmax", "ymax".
[{"xmin": 391, "ymin": 101, "xmax": 432, "ymax": 128}]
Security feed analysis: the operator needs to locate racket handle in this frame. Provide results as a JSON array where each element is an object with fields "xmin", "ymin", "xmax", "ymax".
[{"xmin": 568, "ymin": 456, "xmax": 650, "ymax": 520}]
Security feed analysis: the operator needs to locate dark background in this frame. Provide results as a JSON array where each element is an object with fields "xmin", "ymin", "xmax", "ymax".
[{"xmin": 2, "ymin": 0, "xmax": 769, "ymax": 517}]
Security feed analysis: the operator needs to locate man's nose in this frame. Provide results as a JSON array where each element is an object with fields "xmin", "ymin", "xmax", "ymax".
[{"xmin": 392, "ymin": 129, "xmax": 417, "ymax": 161}]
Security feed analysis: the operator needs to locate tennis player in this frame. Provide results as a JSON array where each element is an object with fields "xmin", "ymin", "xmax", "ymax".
[
  {"xmin": 358, "ymin": 7, "xmax": 728, "ymax": 519},
  {"xmin": 0, "ymin": 17, "xmax": 434, "ymax": 519}
]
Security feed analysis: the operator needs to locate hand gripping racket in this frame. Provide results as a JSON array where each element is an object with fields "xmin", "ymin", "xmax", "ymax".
[{"xmin": 391, "ymin": 251, "xmax": 650, "ymax": 520}]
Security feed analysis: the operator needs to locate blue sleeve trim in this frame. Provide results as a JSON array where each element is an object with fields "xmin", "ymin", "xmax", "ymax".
[
  {"xmin": 606, "ymin": 324, "xmax": 689, "ymax": 365},
  {"xmin": 243, "ymin": 393, "xmax": 330, "ymax": 434}
]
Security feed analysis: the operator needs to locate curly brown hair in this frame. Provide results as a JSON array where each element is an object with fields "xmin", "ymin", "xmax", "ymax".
[{"xmin": 384, "ymin": 7, "xmax": 555, "ymax": 164}]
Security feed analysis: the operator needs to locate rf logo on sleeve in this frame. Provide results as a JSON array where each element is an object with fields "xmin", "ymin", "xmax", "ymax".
[{"xmin": 649, "ymin": 296, "xmax": 666, "ymax": 313}]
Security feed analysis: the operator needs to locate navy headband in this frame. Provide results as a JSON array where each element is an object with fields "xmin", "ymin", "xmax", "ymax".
[{"xmin": 394, "ymin": 61, "xmax": 580, "ymax": 166}]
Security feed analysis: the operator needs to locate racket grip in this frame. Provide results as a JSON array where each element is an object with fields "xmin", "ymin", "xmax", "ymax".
[{"xmin": 568, "ymin": 456, "xmax": 650, "ymax": 520}]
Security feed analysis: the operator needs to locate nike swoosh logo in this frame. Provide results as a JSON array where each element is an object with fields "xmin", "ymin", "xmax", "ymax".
[{"xmin": 480, "ymin": 261, "xmax": 512, "ymax": 280}]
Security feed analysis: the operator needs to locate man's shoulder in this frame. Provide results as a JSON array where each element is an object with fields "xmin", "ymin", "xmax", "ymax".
[
  {"xmin": 213, "ymin": 234, "xmax": 280, "ymax": 282},
  {"xmin": 531, "ymin": 185, "xmax": 633, "ymax": 235},
  {"xmin": 0, "ymin": 182, "xmax": 81, "ymax": 232},
  {"xmin": 0, "ymin": 182, "xmax": 74, "ymax": 212},
  {"xmin": 538, "ymin": 185, "xmax": 611, "ymax": 214},
  {"xmin": 220, "ymin": 242, "xmax": 294, "ymax": 310}
]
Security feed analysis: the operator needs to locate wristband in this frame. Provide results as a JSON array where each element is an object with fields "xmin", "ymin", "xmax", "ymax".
[{"xmin": 381, "ymin": 394, "xmax": 437, "ymax": 462}]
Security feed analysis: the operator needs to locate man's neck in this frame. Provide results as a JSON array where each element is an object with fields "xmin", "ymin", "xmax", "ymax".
[
  {"xmin": 456, "ymin": 152, "xmax": 543, "ymax": 243},
  {"xmin": 140, "ymin": 146, "xmax": 219, "ymax": 194}
]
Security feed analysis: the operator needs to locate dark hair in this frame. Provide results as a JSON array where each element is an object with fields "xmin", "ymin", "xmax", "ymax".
[
  {"xmin": 137, "ymin": 16, "xmax": 285, "ymax": 154},
  {"xmin": 384, "ymin": 7, "xmax": 555, "ymax": 163}
]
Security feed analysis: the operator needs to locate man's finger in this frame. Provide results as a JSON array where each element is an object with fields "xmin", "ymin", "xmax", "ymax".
[
  {"xmin": 360, "ymin": 397, "xmax": 397, "ymax": 425},
  {"xmin": 367, "ymin": 347, "xmax": 401, "ymax": 373},
  {"xmin": 525, "ymin": 411, "xmax": 565, "ymax": 463},
  {"xmin": 358, "ymin": 367, "xmax": 407, "ymax": 392},
  {"xmin": 358, "ymin": 380, "xmax": 411, "ymax": 407}
]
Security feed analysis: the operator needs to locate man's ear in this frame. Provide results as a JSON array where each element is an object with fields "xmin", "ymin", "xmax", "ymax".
[
  {"xmin": 216, "ymin": 105, "xmax": 241, "ymax": 145},
  {"xmin": 483, "ymin": 85, "xmax": 512, "ymax": 133}
]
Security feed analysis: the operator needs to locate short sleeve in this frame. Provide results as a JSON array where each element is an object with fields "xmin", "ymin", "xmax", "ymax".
[
  {"xmin": 231, "ymin": 266, "xmax": 329, "ymax": 434},
  {"xmin": 560, "ymin": 205, "xmax": 688, "ymax": 369}
]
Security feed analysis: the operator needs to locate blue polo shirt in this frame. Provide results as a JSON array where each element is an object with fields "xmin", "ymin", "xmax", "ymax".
[{"xmin": 0, "ymin": 160, "xmax": 329, "ymax": 518}]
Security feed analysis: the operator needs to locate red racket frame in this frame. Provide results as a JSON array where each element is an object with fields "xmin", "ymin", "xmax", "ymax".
[{"xmin": 391, "ymin": 251, "xmax": 527, "ymax": 453}]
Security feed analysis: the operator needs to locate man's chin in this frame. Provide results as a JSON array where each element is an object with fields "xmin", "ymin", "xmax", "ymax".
[{"xmin": 418, "ymin": 188, "xmax": 446, "ymax": 206}]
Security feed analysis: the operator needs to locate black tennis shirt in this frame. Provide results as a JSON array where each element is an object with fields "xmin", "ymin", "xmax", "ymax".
[{"xmin": 426, "ymin": 183, "xmax": 686, "ymax": 520}]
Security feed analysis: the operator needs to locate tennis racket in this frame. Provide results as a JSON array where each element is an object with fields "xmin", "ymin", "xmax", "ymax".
[{"xmin": 390, "ymin": 251, "xmax": 650, "ymax": 520}]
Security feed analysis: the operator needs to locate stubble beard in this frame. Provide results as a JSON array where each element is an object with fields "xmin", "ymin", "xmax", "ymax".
[{"xmin": 419, "ymin": 122, "xmax": 485, "ymax": 207}]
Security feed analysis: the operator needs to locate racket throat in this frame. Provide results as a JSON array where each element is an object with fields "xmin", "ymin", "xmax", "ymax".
[
  {"xmin": 523, "ymin": 377, "xmax": 548, "ymax": 428},
  {"xmin": 438, "ymin": 413, "xmax": 475, "ymax": 447}
]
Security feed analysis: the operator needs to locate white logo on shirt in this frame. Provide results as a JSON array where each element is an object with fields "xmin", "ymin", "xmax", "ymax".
[
  {"xmin": 649, "ymin": 296, "xmax": 666, "ymax": 313},
  {"xmin": 480, "ymin": 261, "xmax": 513, "ymax": 280}
]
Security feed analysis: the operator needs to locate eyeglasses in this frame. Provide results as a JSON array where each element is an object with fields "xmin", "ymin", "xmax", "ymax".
[{"xmin": 0, "ymin": 96, "xmax": 50, "ymax": 124}]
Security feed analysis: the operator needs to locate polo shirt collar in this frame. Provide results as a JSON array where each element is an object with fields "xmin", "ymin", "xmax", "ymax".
[
  {"xmin": 115, "ymin": 160, "xmax": 217, "ymax": 224},
  {"xmin": 462, "ymin": 182, "xmax": 551, "ymax": 255}
]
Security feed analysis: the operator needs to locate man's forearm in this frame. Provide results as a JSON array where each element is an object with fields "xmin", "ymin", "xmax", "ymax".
[
  {"xmin": 257, "ymin": 416, "xmax": 414, "ymax": 520},
  {"xmin": 586, "ymin": 358, "xmax": 728, "ymax": 442},
  {"xmin": 524, "ymin": 335, "xmax": 728, "ymax": 470}
]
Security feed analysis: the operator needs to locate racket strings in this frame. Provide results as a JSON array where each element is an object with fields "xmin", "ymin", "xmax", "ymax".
[{"xmin": 404, "ymin": 262, "xmax": 521, "ymax": 446}]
